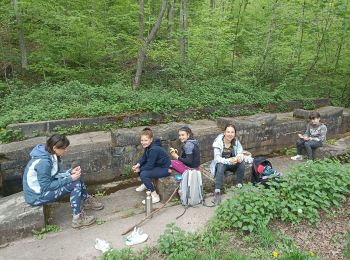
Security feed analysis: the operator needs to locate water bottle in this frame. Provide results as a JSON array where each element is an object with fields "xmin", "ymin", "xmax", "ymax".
[{"xmin": 145, "ymin": 191, "xmax": 152, "ymax": 217}]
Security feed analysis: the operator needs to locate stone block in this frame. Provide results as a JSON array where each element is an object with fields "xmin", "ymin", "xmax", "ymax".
[
  {"xmin": 0, "ymin": 192, "xmax": 44, "ymax": 245},
  {"xmin": 314, "ymin": 136, "xmax": 350, "ymax": 160}
]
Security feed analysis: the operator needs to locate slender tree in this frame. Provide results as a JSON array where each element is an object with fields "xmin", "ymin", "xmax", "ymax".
[
  {"xmin": 12, "ymin": 0, "xmax": 27, "ymax": 70},
  {"xmin": 179, "ymin": 0, "xmax": 188, "ymax": 64},
  {"xmin": 133, "ymin": 0, "xmax": 168, "ymax": 89}
]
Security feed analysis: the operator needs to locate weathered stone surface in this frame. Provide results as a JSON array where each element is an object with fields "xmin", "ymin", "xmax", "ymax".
[
  {"xmin": 0, "ymin": 192, "xmax": 44, "ymax": 245},
  {"xmin": 314, "ymin": 136, "xmax": 350, "ymax": 160},
  {"xmin": 6, "ymin": 116, "xmax": 122, "ymax": 138},
  {"xmin": 1, "ymin": 106, "xmax": 350, "ymax": 197}
]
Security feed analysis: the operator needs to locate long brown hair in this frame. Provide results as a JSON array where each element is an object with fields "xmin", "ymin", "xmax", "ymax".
[
  {"xmin": 223, "ymin": 123, "xmax": 237, "ymax": 145},
  {"xmin": 179, "ymin": 126, "xmax": 194, "ymax": 139},
  {"xmin": 46, "ymin": 134, "xmax": 70, "ymax": 155}
]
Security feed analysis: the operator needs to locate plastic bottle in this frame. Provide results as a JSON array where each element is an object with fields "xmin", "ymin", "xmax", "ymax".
[{"xmin": 145, "ymin": 191, "xmax": 152, "ymax": 217}]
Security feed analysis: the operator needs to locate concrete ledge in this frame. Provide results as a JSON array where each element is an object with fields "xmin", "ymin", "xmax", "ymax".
[{"xmin": 0, "ymin": 192, "xmax": 44, "ymax": 245}]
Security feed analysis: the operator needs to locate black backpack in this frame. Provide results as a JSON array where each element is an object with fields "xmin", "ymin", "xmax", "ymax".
[{"xmin": 251, "ymin": 157, "xmax": 282, "ymax": 186}]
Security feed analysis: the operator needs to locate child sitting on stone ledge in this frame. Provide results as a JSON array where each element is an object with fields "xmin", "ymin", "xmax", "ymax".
[
  {"xmin": 291, "ymin": 111, "xmax": 327, "ymax": 161},
  {"xmin": 169, "ymin": 126, "xmax": 201, "ymax": 174},
  {"xmin": 22, "ymin": 134, "xmax": 104, "ymax": 229},
  {"xmin": 132, "ymin": 127, "xmax": 171, "ymax": 204}
]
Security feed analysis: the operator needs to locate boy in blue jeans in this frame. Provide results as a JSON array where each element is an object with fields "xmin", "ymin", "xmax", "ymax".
[{"xmin": 291, "ymin": 111, "xmax": 327, "ymax": 161}]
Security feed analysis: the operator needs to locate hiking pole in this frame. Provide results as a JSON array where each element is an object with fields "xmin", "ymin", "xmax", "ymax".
[{"xmin": 121, "ymin": 184, "xmax": 180, "ymax": 236}]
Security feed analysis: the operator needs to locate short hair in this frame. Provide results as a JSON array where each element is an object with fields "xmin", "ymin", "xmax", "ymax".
[
  {"xmin": 309, "ymin": 111, "xmax": 321, "ymax": 120},
  {"xmin": 178, "ymin": 125, "xmax": 194, "ymax": 139},
  {"xmin": 140, "ymin": 127, "xmax": 153, "ymax": 139},
  {"xmin": 46, "ymin": 134, "xmax": 70, "ymax": 154}
]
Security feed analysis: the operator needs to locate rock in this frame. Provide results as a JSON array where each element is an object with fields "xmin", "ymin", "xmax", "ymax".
[{"xmin": 0, "ymin": 192, "xmax": 44, "ymax": 245}]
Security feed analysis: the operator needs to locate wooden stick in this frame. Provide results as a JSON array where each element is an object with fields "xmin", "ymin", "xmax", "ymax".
[{"xmin": 121, "ymin": 184, "xmax": 180, "ymax": 235}]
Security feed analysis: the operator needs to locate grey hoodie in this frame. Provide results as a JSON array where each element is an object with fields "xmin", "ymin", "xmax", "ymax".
[{"xmin": 209, "ymin": 133, "xmax": 243, "ymax": 176}]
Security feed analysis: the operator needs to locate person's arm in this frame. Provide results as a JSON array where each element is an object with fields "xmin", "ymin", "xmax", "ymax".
[
  {"xmin": 235, "ymin": 140, "xmax": 243, "ymax": 155},
  {"xmin": 178, "ymin": 142, "xmax": 195, "ymax": 166},
  {"xmin": 304, "ymin": 124, "xmax": 310, "ymax": 137},
  {"xmin": 36, "ymin": 160, "xmax": 72, "ymax": 192},
  {"xmin": 140, "ymin": 149, "xmax": 158, "ymax": 171},
  {"xmin": 310, "ymin": 124, "xmax": 327, "ymax": 142},
  {"xmin": 213, "ymin": 147, "xmax": 232, "ymax": 165},
  {"xmin": 138, "ymin": 152, "xmax": 147, "ymax": 166}
]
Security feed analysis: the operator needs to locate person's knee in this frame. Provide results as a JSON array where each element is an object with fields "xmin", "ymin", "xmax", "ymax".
[
  {"xmin": 296, "ymin": 139, "xmax": 303, "ymax": 146},
  {"xmin": 304, "ymin": 141, "xmax": 311, "ymax": 147}
]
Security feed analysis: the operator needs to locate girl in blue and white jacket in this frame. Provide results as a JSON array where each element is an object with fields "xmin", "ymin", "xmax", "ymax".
[{"xmin": 22, "ymin": 134, "xmax": 103, "ymax": 228}]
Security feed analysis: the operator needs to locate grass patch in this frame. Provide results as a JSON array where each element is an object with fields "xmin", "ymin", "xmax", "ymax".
[{"xmin": 32, "ymin": 224, "xmax": 61, "ymax": 240}]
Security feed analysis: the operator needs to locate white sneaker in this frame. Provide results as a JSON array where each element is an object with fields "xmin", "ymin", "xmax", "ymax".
[
  {"xmin": 136, "ymin": 183, "xmax": 147, "ymax": 192},
  {"xmin": 236, "ymin": 183, "xmax": 243, "ymax": 189},
  {"xmin": 125, "ymin": 228, "xmax": 148, "ymax": 246},
  {"xmin": 291, "ymin": 155, "xmax": 303, "ymax": 161},
  {"xmin": 142, "ymin": 193, "xmax": 160, "ymax": 204}
]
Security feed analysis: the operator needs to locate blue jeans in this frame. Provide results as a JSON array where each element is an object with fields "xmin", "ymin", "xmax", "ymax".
[
  {"xmin": 296, "ymin": 139, "xmax": 323, "ymax": 160},
  {"xmin": 215, "ymin": 162, "xmax": 245, "ymax": 191},
  {"xmin": 140, "ymin": 167, "xmax": 170, "ymax": 192},
  {"xmin": 32, "ymin": 179, "xmax": 88, "ymax": 215}
]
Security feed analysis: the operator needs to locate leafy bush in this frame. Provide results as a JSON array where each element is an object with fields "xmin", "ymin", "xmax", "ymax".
[{"xmin": 214, "ymin": 160, "xmax": 350, "ymax": 232}]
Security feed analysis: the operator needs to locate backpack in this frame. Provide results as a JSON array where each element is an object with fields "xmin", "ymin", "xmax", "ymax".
[
  {"xmin": 178, "ymin": 169, "xmax": 204, "ymax": 207},
  {"xmin": 251, "ymin": 157, "xmax": 282, "ymax": 186}
]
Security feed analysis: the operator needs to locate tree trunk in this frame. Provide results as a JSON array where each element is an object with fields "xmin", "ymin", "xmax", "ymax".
[
  {"xmin": 139, "ymin": 0, "xmax": 144, "ymax": 40},
  {"xmin": 179, "ymin": 0, "xmax": 188, "ymax": 64},
  {"xmin": 168, "ymin": 0, "xmax": 174, "ymax": 41},
  {"xmin": 12, "ymin": 0, "xmax": 27, "ymax": 70},
  {"xmin": 258, "ymin": 0, "xmax": 278, "ymax": 73},
  {"xmin": 296, "ymin": 0, "xmax": 306, "ymax": 64},
  {"xmin": 133, "ymin": 0, "xmax": 168, "ymax": 89}
]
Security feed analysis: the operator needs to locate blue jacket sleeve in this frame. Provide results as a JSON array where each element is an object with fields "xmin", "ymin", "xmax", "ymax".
[
  {"xmin": 36, "ymin": 160, "xmax": 72, "ymax": 192},
  {"xmin": 138, "ymin": 152, "xmax": 147, "ymax": 166},
  {"xmin": 140, "ymin": 149, "xmax": 158, "ymax": 171}
]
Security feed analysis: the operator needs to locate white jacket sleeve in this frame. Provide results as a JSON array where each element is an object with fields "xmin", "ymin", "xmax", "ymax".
[{"xmin": 213, "ymin": 147, "xmax": 232, "ymax": 165}]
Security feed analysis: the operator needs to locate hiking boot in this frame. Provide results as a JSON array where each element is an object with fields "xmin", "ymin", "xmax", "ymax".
[
  {"xmin": 72, "ymin": 211, "xmax": 96, "ymax": 228},
  {"xmin": 213, "ymin": 192, "xmax": 222, "ymax": 205},
  {"xmin": 291, "ymin": 155, "xmax": 303, "ymax": 161},
  {"xmin": 142, "ymin": 193, "xmax": 160, "ymax": 204},
  {"xmin": 136, "ymin": 183, "xmax": 147, "ymax": 192},
  {"xmin": 83, "ymin": 195, "xmax": 104, "ymax": 210}
]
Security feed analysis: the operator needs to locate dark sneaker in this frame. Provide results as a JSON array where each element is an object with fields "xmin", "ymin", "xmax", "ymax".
[
  {"xmin": 83, "ymin": 195, "xmax": 104, "ymax": 210},
  {"xmin": 213, "ymin": 192, "xmax": 222, "ymax": 205},
  {"xmin": 72, "ymin": 211, "xmax": 96, "ymax": 228}
]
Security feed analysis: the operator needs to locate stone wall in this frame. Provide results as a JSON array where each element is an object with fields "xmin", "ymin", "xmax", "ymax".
[{"xmin": 1, "ymin": 106, "xmax": 350, "ymax": 196}]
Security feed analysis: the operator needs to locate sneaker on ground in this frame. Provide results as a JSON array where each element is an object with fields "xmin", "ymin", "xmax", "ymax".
[
  {"xmin": 236, "ymin": 183, "xmax": 243, "ymax": 189},
  {"xmin": 142, "ymin": 193, "xmax": 160, "ymax": 204},
  {"xmin": 291, "ymin": 155, "xmax": 303, "ymax": 161},
  {"xmin": 83, "ymin": 195, "xmax": 104, "ymax": 210},
  {"xmin": 136, "ymin": 183, "xmax": 147, "ymax": 192},
  {"xmin": 212, "ymin": 192, "xmax": 222, "ymax": 205},
  {"xmin": 125, "ymin": 230, "xmax": 148, "ymax": 246},
  {"xmin": 72, "ymin": 211, "xmax": 96, "ymax": 228}
]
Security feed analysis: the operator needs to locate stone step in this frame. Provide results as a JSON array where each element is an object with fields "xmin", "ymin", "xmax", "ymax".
[{"xmin": 0, "ymin": 192, "xmax": 44, "ymax": 245}]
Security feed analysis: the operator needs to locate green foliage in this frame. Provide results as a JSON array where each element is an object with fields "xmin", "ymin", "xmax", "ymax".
[
  {"xmin": 345, "ymin": 231, "xmax": 350, "ymax": 259},
  {"xmin": 32, "ymin": 224, "xmax": 61, "ymax": 240},
  {"xmin": 96, "ymin": 218, "xmax": 106, "ymax": 225},
  {"xmin": 0, "ymin": 128, "xmax": 24, "ymax": 143},
  {"xmin": 101, "ymin": 248, "xmax": 134, "ymax": 260},
  {"xmin": 214, "ymin": 160, "xmax": 350, "ymax": 233},
  {"xmin": 158, "ymin": 223, "xmax": 197, "ymax": 256}
]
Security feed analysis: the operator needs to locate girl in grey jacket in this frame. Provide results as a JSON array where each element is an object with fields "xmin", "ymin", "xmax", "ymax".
[
  {"xmin": 291, "ymin": 111, "xmax": 327, "ymax": 161},
  {"xmin": 210, "ymin": 124, "xmax": 245, "ymax": 205}
]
